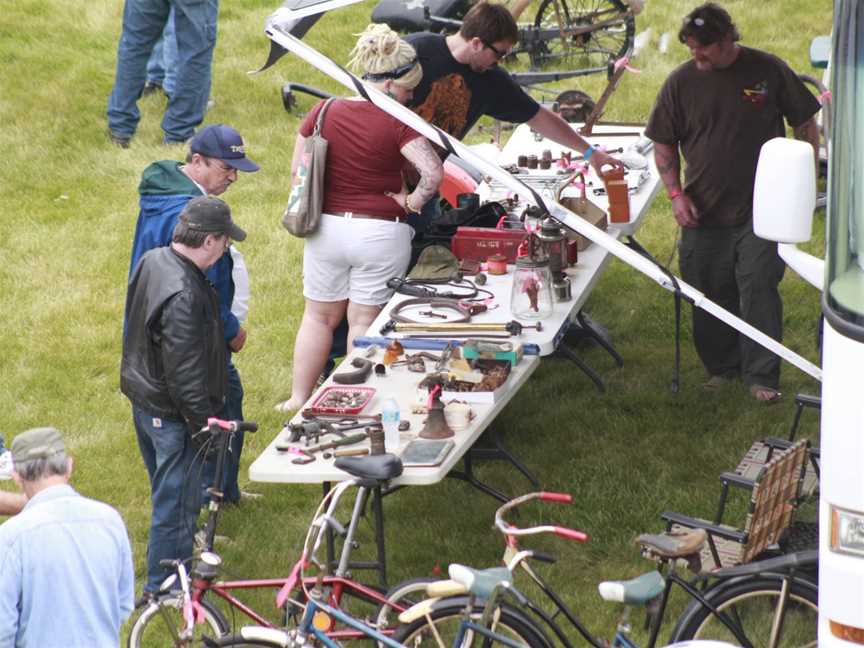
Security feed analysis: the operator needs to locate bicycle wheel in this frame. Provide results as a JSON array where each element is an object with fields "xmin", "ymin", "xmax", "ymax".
[
  {"xmin": 394, "ymin": 600, "xmax": 552, "ymax": 648},
  {"xmin": 127, "ymin": 594, "xmax": 229, "ymax": 648},
  {"xmin": 670, "ymin": 576, "xmax": 818, "ymax": 648},
  {"xmin": 375, "ymin": 577, "xmax": 440, "ymax": 630},
  {"xmin": 210, "ymin": 633, "xmax": 286, "ymax": 648},
  {"xmin": 530, "ymin": 0, "xmax": 634, "ymax": 70},
  {"xmin": 374, "ymin": 577, "xmax": 440, "ymax": 647}
]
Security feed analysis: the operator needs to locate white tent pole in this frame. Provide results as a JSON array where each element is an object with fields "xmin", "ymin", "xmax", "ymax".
[{"xmin": 264, "ymin": 22, "xmax": 822, "ymax": 382}]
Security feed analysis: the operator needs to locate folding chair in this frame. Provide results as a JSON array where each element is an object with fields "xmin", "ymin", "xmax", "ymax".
[{"xmin": 661, "ymin": 439, "xmax": 810, "ymax": 571}]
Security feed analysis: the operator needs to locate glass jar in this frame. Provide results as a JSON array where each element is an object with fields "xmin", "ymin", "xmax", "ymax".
[{"xmin": 510, "ymin": 256, "xmax": 554, "ymax": 320}]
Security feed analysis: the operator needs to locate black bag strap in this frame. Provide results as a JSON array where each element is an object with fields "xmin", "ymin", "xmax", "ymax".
[{"xmin": 313, "ymin": 97, "xmax": 336, "ymax": 136}]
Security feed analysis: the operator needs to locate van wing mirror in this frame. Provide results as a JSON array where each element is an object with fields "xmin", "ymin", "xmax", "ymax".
[
  {"xmin": 753, "ymin": 137, "xmax": 816, "ymax": 243},
  {"xmin": 753, "ymin": 137, "xmax": 823, "ymax": 291}
]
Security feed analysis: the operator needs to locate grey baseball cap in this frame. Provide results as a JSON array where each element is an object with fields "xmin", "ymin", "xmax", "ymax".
[{"xmin": 11, "ymin": 427, "xmax": 66, "ymax": 463}]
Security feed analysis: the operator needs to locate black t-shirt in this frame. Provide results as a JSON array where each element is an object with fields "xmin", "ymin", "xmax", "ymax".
[
  {"xmin": 645, "ymin": 46, "xmax": 820, "ymax": 227},
  {"xmin": 405, "ymin": 32, "xmax": 539, "ymax": 140}
]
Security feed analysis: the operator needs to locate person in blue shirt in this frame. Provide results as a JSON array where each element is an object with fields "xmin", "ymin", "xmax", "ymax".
[
  {"xmin": 0, "ymin": 427, "xmax": 134, "ymax": 647},
  {"xmin": 128, "ymin": 124, "xmax": 259, "ymax": 505}
]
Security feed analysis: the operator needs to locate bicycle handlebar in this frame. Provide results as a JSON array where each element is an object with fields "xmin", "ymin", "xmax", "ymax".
[
  {"xmin": 205, "ymin": 418, "xmax": 259, "ymax": 434},
  {"xmin": 540, "ymin": 491, "xmax": 573, "ymax": 503},
  {"xmin": 494, "ymin": 492, "xmax": 588, "ymax": 543},
  {"xmin": 554, "ymin": 527, "xmax": 589, "ymax": 542}
]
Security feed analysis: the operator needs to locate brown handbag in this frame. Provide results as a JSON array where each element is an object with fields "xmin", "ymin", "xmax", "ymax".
[{"xmin": 281, "ymin": 97, "xmax": 336, "ymax": 237}]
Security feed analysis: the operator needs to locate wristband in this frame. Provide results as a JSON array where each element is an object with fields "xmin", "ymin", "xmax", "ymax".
[
  {"xmin": 582, "ymin": 145, "xmax": 595, "ymax": 162},
  {"xmin": 668, "ymin": 188, "xmax": 683, "ymax": 200}
]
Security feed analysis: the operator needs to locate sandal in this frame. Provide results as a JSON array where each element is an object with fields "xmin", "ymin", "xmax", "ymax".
[
  {"xmin": 749, "ymin": 384, "xmax": 783, "ymax": 404},
  {"xmin": 703, "ymin": 375, "xmax": 734, "ymax": 392}
]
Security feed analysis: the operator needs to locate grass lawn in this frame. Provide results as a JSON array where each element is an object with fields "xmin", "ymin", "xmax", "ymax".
[{"xmin": 0, "ymin": 0, "xmax": 831, "ymax": 643}]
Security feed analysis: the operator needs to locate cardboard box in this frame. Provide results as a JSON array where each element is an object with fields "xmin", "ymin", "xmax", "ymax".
[
  {"xmin": 558, "ymin": 196, "xmax": 608, "ymax": 251},
  {"xmin": 602, "ymin": 169, "xmax": 631, "ymax": 223},
  {"xmin": 461, "ymin": 342, "xmax": 524, "ymax": 367}
]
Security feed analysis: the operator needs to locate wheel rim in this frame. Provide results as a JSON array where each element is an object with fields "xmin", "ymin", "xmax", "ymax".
[
  {"xmin": 691, "ymin": 588, "xmax": 818, "ymax": 648},
  {"xmin": 130, "ymin": 598, "xmax": 226, "ymax": 648},
  {"xmin": 532, "ymin": 0, "xmax": 634, "ymax": 70},
  {"xmin": 400, "ymin": 610, "xmax": 537, "ymax": 648}
]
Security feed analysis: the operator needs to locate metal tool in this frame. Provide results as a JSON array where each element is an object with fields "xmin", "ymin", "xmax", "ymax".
[
  {"xmin": 353, "ymin": 336, "xmax": 542, "ymax": 356},
  {"xmin": 323, "ymin": 447, "xmax": 369, "ymax": 459},
  {"xmin": 380, "ymin": 320, "xmax": 542, "ymax": 336},
  {"xmin": 435, "ymin": 342, "xmax": 454, "ymax": 373},
  {"xmin": 300, "ymin": 408, "xmax": 381, "ymax": 421},
  {"xmin": 305, "ymin": 432, "xmax": 368, "ymax": 454},
  {"xmin": 287, "ymin": 418, "xmax": 376, "ymax": 444},
  {"xmin": 283, "ymin": 432, "xmax": 369, "ymax": 464}
]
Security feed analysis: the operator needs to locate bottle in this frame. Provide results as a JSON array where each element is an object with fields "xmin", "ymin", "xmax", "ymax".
[{"xmin": 381, "ymin": 398, "xmax": 401, "ymax": 453}]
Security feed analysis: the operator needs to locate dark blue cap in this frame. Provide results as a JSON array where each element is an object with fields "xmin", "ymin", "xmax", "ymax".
[{"xmin": 190, "ymin": 124, "xmax": 260, "ymax": 172}]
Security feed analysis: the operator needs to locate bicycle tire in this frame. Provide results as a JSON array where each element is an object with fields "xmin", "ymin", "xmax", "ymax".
[
  {"xmin": 393, "ymin": 599, "xmax": 552, "ymax": 648},
  {"xmin": 210, "ymin": 633, "xmax": 286, "ymax": 648},
  {"xmin": 374, "ymin": 577, "xmax": 440, "ymax": 647},
  {"xmin": 531, "ymin": 0, "xmax": 634, "ymax": 70},
  {"xmin": 127, "ymin": 594, "xmax": 229, "ymax": 648},
  {"xmin": 670, "ymin": 576, "xmax": 818, "ymax": 647}
]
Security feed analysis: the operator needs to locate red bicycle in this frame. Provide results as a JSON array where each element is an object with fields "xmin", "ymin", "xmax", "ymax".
[{"xmin": 127, "ymin": 421, "xmax": 421, "ymax": 647}]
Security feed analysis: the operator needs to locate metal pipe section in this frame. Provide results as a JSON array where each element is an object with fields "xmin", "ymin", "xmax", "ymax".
[{"xmin": 264, "ymin": 19, "xmax": 821, "ymax": 382}]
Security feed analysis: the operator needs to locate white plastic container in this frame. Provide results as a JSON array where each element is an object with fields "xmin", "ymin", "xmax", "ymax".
[{"xmin": 381, "ymin": 398, "xmax": 401, "ymax": 452}]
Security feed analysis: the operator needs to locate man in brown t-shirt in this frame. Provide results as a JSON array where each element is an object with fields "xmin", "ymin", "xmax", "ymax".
[{"xmin": 645, "ymin": 2, "xmax": 819, "ymax": 402}]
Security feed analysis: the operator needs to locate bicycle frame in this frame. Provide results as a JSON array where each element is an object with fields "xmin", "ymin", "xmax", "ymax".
[
  {"xmin": 236, "ymin": 592, "xmax": 531, "ymax": 648},
  {"xmin": 151, "ymin": 473, "xmax": 413, "ymax": 642},
  {"xmin": 493, "ymin": 493, "xmax": 811, "ymax": 648},
  {"xmin": 189, "ymin": 573, "xmax": 404, "ymax": 637}
]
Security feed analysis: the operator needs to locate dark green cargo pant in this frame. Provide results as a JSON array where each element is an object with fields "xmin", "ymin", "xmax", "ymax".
[{"xmin": 678, "ymin": 220, "xmax": 786, "ymax": 389}]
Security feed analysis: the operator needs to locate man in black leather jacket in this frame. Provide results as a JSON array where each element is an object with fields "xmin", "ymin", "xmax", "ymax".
[{"xmin": 121, "ymin": 195, "xmax": 247, "ymax": 596}]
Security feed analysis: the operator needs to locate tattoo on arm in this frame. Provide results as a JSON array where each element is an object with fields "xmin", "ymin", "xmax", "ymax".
[
  {"xmin": 402, "ymin": 137, "xmax": 444, "ymax": 207},
  {"xmin": 653, "ymin": 143, "xmax": 682, "ymax": 191}
]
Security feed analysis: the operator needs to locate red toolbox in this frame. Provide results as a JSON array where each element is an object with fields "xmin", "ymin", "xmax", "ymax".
[{"xmin": 451, "ymin": 227, "xmax": 528, "ymax": 262}]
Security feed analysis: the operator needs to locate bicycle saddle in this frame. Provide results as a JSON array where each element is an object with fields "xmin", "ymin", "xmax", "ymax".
[
  {"xmin": 636, "ymin": 528, "xmax": 707, "ymax": 559},
  {"xmin": 448, "ymin": 564, "xmax": 512, "ymax": 600},
  {"xmin": 597, "ymin": 570, "xmax": 665, "ymax": 606},
  {"xmin": 334, "ymin": 453, "xmax": 403, "ymax": 481},
  {"xmin": 397, "ymin": 566, "xmax": 514, "ymax": 625}
]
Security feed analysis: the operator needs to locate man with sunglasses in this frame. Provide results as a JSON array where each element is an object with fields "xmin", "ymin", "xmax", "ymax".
[
  {"xmin": 127, "ymin": 124, "xmax": 260, "ymax": 515},
  {"xmin": 405, "ymin": 1, "xmax": 620, "ymax": 171},
  {"xmin": 645, "ymin": 3, "xmax": 820, "ymax": 403}
]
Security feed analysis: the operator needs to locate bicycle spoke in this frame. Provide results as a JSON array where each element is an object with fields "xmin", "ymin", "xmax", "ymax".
[
  {"xmin": 683, "ymin": 583, "xmax": 817, "ymax": 648},
  {"xmin": 767, "ymin": 580, "xmax": 791, "ymax": 648},
  {"xmin": 530, "ymin": 0, "xmax": 634, "ymax": 71}
]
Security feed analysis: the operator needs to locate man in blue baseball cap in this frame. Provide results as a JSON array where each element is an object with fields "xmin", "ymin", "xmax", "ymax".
[
  {"xmin": 126, "ymin": 124, "xmax": 260, "ymax": 529},
  {"xmin": 189, "ymin": 124, "xmax": 261, "ymax": 173}
]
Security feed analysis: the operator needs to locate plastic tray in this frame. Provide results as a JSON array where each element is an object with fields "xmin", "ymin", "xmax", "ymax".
[{"xmin": 309, "ymin": 386, "xmax": 376, "ymax": 415}]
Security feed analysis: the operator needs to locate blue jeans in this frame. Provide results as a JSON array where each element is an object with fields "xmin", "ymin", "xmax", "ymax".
[
  {"xmin": 146, "ymin": 8, "xmax": 177, "ymax": 96},
  {"xmin": 202, "ymin": 361, "xmax": 244, "ymax": 503},
  {"xmin": 107, "ymin": 0, "xmax": 218, "ymax": 142},
  {"xmin": 133, "ymin": 406, "xmax": 203, "ymax": 593}
]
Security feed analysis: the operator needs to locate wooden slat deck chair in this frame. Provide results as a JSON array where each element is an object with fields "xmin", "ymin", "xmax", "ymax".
[{"xmin": 661, "ymin": 439, "xmax": 810, "ymax": 571}]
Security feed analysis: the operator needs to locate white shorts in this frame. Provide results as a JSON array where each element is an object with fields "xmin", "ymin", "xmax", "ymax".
[{"xmin": 303, "ymin": 212, "xmax": 413, "ymax": 305}]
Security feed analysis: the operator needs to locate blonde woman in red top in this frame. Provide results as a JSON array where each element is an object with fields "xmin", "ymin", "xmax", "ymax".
[{"xmin": 277, "ymin": 24, "xmax": 443, "ymax": 412}]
